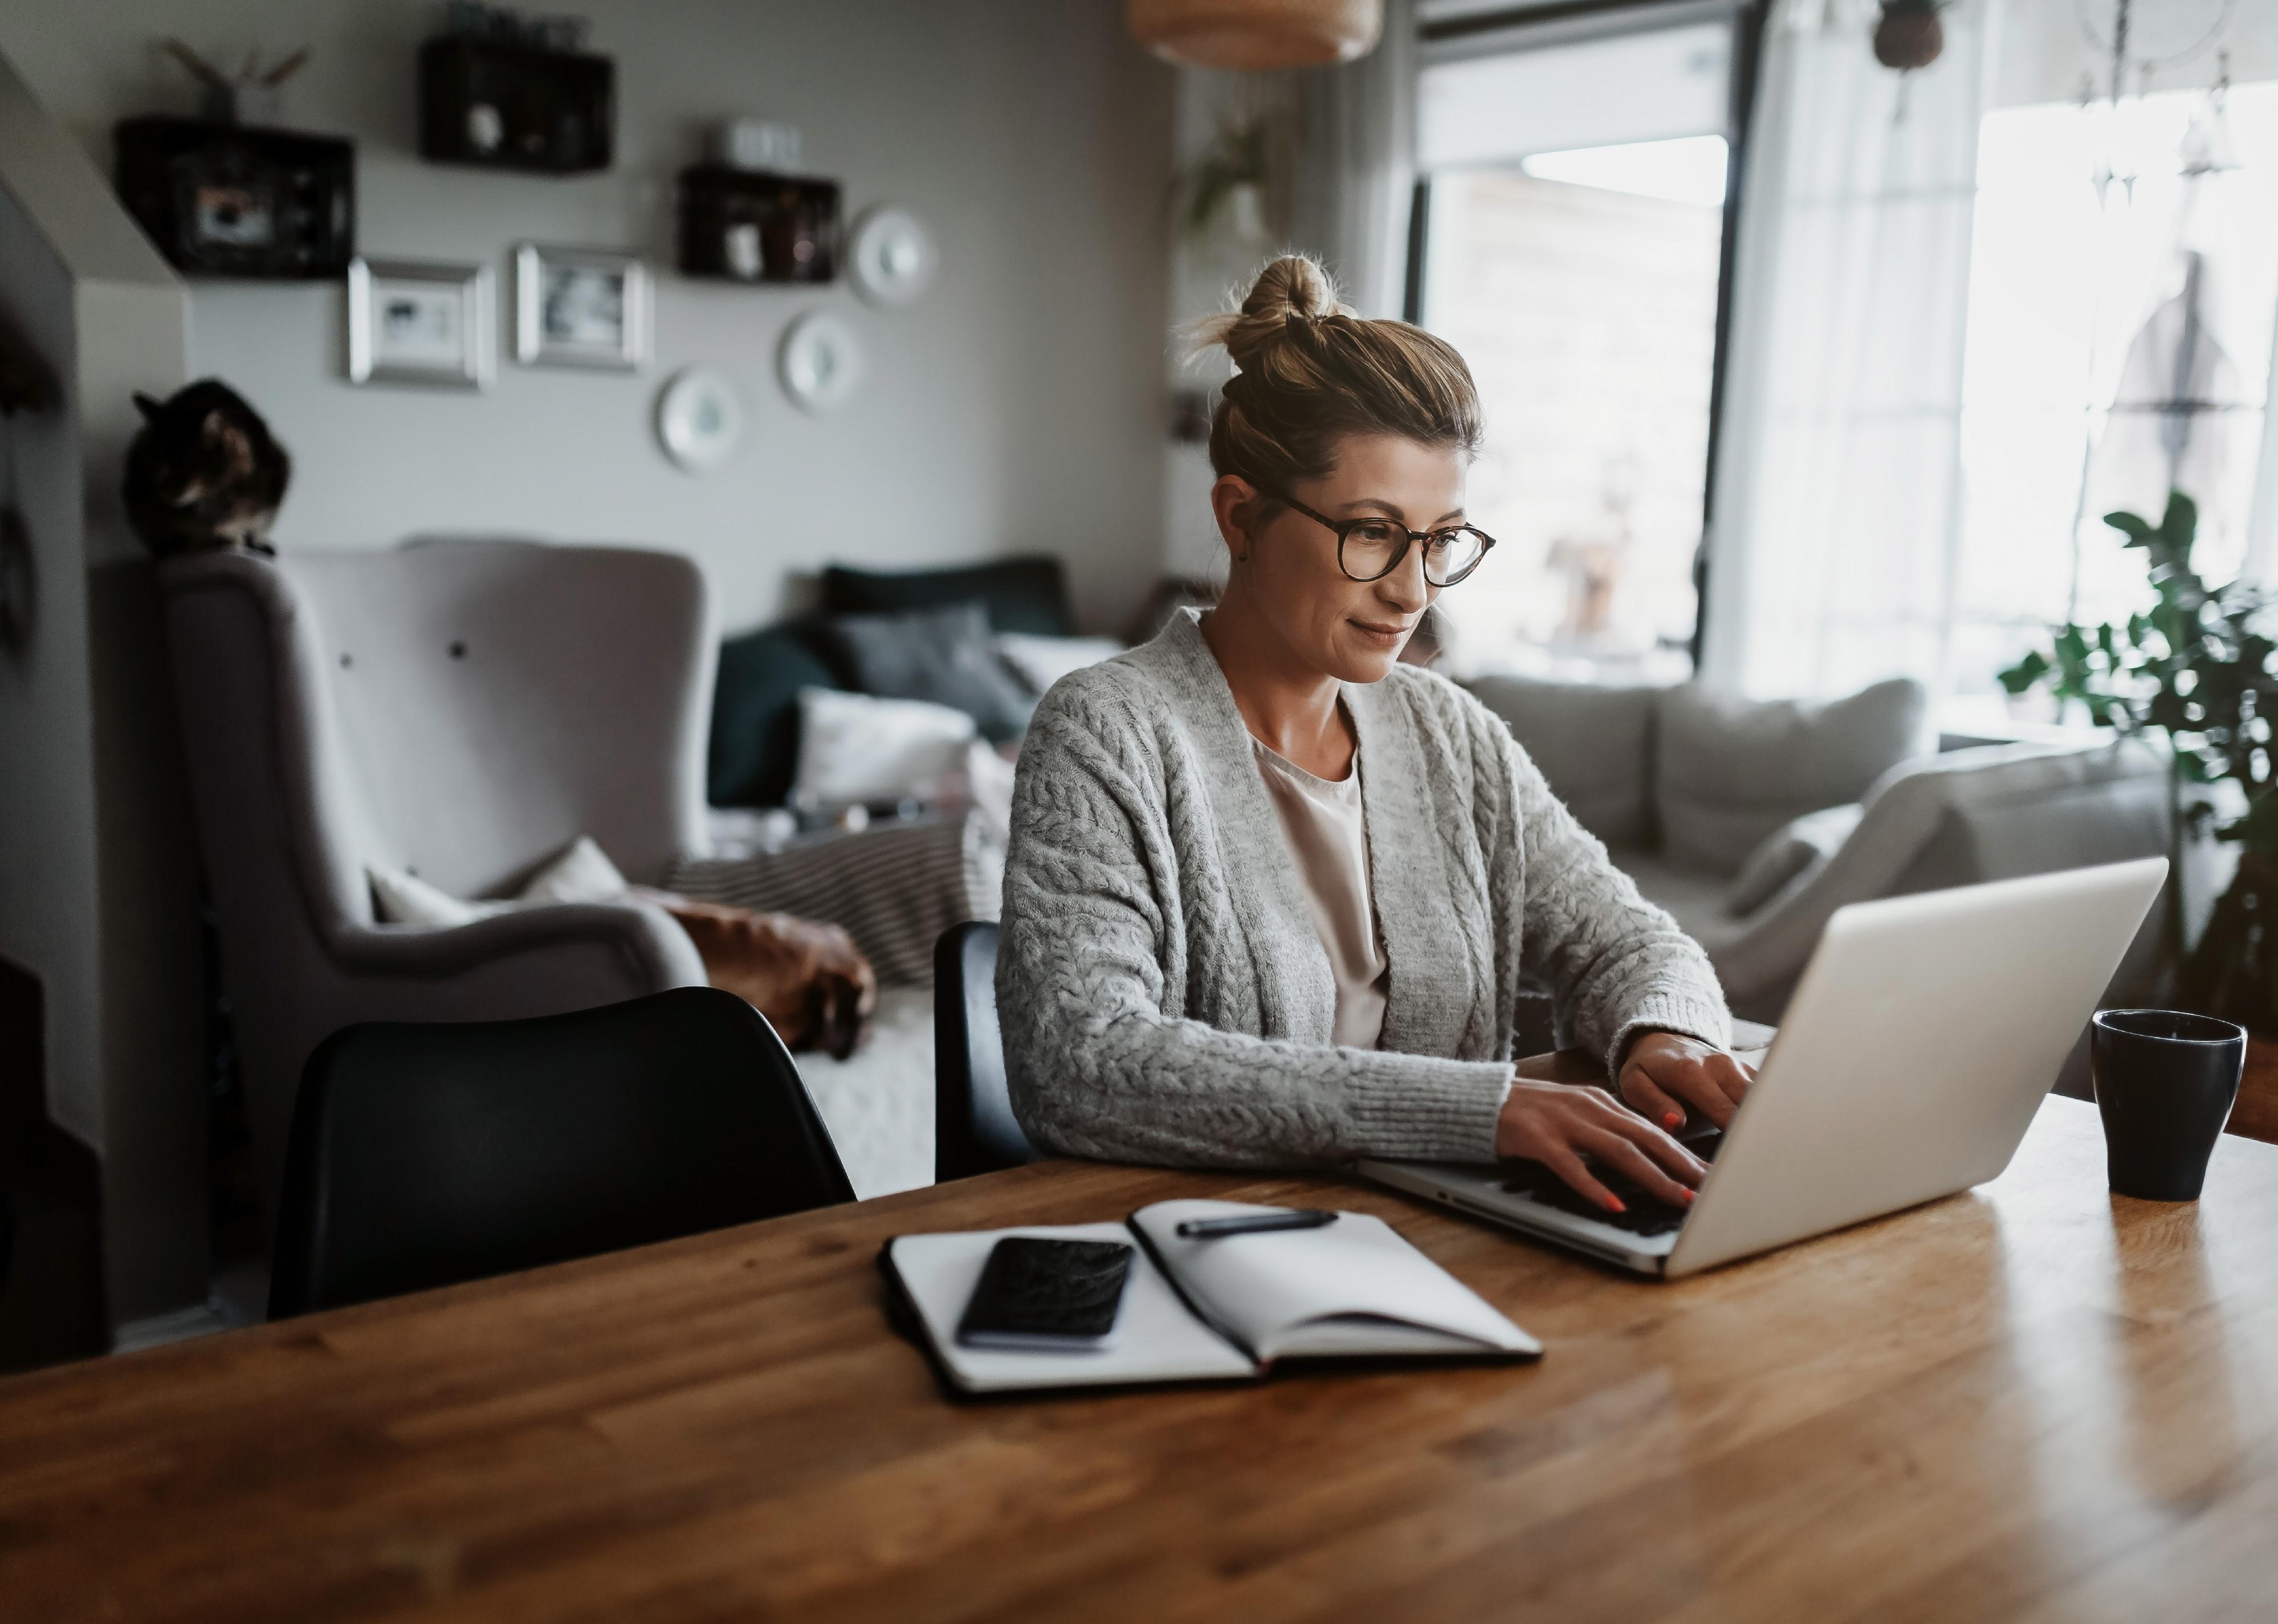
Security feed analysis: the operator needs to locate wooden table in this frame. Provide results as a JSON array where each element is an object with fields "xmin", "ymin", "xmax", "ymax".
[{"xmin": 5, "ymin": 1097, "xmax": 2275, "ymax": 1623}]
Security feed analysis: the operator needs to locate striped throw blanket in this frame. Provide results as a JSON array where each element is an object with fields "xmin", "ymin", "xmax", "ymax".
[{"xmin": 667, "ymin": 810, "xmax": 1001, "ymax": 987}]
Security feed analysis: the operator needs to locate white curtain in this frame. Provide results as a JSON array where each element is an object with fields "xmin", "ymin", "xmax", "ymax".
[
  {"xmin": 1292, "ymin": 0, "xmax": 1418, "ymax": 318},
  {"xmin": 1701, "ymin": 0, "xmax": 2001, "ymax": 698}
]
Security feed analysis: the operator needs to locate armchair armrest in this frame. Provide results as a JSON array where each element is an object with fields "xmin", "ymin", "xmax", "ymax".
[
  {"xmin": 1709, "ymin": 741, "xmax": 2167, "ymax": 1021},
  {"xmin": 328, "ymin": 898, "xmax": 706, "ymax": 997}
]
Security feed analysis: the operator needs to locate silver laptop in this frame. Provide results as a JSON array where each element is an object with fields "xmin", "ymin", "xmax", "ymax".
[{"xmin": 1360, "ymin": 858, "xmax": 2167, "ymax": 1279}]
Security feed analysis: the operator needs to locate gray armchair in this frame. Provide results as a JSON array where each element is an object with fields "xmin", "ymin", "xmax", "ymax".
[{"xmin": 163, "ymin": 542, "xmax": 712, "ymax": 1225}]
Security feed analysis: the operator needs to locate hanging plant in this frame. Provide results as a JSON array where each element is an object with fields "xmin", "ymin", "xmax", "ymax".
[
  {"xmin": 1873, "ymin": 0, "xmax": 1945, "ymax": 71},
  {"xmin": 1180, "ymin": 119, "xmax": 1274, "ymax": 241}
]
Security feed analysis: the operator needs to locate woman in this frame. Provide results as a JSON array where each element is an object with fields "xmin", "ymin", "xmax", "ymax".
[{"xmin": 996, "ymin": 255, "xmax": 1751, "ymax": 1213}]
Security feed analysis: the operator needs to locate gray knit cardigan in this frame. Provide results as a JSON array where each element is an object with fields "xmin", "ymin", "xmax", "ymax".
[{"xmin": 996, "ymin": 609, "xmax": 1731, "ymax": 1169}]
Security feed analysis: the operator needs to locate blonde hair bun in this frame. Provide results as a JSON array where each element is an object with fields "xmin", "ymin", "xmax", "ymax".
[
  {"xmin": 1189, "ymin": 253, "xmax": 1481, "ymax": 495},
  {"xmin": 1192, "ymin": 254, "xmax": 1356, "ymax": 373}
]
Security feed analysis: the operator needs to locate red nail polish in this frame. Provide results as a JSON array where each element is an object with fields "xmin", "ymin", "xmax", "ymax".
[
  {"xmin": 1603, "ymin": 1194, "xmax": 1627, "ymax": 1214},
  {"xmin": 1680, "ymin": 1189, "xmax": 1697, "ymax": 1205},
  {"xmin": 1663, "ymin": 1111, "xmax": 1683, "ymax": 1129}
]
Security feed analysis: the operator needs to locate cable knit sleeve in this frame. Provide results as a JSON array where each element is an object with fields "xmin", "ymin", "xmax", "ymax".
[
  {"xmin": 997, "ymin": 679, "xmax": 1516, "ymax": 1169},
  {"xmin": 1486, "ymin": 708, "xmax": 1733, "ymax": 1076}
]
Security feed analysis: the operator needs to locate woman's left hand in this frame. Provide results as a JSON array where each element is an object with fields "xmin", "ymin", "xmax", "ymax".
[{"xmin": 1618, "ymin": 1031, "xmax": 1756, "ymax": 1131}]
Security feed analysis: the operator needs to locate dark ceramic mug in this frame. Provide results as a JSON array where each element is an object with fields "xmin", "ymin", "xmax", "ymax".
[{"xmin": 2089, "ymin": 1009, "xmax": 2246, "ymax": 1202}]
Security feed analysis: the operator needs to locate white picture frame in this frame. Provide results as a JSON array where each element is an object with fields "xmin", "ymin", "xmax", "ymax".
[
  {"xmin": 347, "ymin": 258, "xmax": 492, "ymax": 389},
  {"xmin": 514, "ymin": 244, "xmax": 650, "ymax": 370}
]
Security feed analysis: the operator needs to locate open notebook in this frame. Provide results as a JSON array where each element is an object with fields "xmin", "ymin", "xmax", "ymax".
[{"xmin": 881, "ymin": 1199, "xmax": 1541, "ymax": 1397}]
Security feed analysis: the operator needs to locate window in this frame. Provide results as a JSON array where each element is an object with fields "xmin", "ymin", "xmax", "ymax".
[
  {"xmin": 1412, "ymin": 10, "xmax": 1747, "ymax": 679},
  {"xmin": 1950, "ymin": 81, "xmax": 2278, "ymax": 729}
]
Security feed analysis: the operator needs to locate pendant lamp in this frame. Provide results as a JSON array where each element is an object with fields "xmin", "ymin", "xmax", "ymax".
[{"xmin": 1127, "ymin": 0, "xmax": 1383, "ymax": 71}]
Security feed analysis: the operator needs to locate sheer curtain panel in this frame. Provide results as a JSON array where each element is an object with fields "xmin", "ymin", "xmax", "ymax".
[
  {"xmin": 1293, "ymin": 0, "xmax": 1417, "ymax": 316},
  {"xmin": 1701, "ymin": 0, "xmax": 2001, "ymax": 699}
]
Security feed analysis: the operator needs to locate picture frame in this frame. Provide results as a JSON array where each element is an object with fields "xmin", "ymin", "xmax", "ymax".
[
  {"xmin": 514, "ymin": 243, "xmax": 650, "ymax": 370},
  {"xmin": 347, "ymin": 258, "xmax": 491, "ymax": 388}
]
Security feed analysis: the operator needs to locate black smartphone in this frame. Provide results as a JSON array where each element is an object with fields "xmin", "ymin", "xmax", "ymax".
[{"xmin": 955, "ymin": 1237, "xmax": 1134, "ymax": 1351}]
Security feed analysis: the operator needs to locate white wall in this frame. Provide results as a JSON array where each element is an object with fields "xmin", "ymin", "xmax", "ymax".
[
  {"xmin": 0, "ymin": 0, "xmax": 1175, "ymax": 635},
  {"xmin": 1993, "ymin": 1, "xmax": 2278, "ymax": 112}
]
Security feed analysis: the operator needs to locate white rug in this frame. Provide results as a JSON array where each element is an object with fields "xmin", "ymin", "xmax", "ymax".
[{"xmin": 793, "ymin": 986, "xmax": 937, "ymax": 1199}]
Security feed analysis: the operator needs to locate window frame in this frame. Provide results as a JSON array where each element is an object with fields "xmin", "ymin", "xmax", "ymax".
[{"xmin": 1404, "ymin": 0, "xmax": 1771, "ymax": 666}]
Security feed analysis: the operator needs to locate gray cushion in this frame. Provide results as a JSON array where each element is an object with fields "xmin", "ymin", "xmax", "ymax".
[
  {"xmin": 819, "ymin": 602, "xmax": 1038, "ymax": 744},
  {"xmin": 1725, "ymin": 802, "xmax": 1865, "ymax": 916},
  {"xmin": 1656, "ymin": 678, "xmax": 1926, "ymax": 874},
  {"xmin": 1465, "ymin": 674, "xmax": 1662, "ymax": 849}
]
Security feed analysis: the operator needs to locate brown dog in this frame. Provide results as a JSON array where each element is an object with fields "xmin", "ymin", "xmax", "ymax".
[{"xmin": 643, "ymin": 893, "xmax": 877, "ymax": 1059}]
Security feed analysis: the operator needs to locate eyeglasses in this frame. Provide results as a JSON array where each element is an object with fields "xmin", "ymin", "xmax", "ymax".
[{"xmin": 1274, "ymin": 493, "xmax": 1497, "ymax": 587}]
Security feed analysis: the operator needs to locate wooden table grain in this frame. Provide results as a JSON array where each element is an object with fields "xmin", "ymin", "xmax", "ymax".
[{"xmin": 4, "ymin": 1095, "xmax": 2275, "ymax": 1624}]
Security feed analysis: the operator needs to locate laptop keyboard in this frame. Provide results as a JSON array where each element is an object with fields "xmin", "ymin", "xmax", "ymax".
[{"xmin": 1497, "ymin": 1125, "xmax": 1723, "ymax": 1238}]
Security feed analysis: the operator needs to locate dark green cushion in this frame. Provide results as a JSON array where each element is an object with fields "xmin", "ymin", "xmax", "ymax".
[
  {"xmin": 820, "ymin": 556, "xmax": 1074, "ymax": 636},
  {"xmin": 707, "ymin": 619, "xmax": 847, "ymax": 807}
]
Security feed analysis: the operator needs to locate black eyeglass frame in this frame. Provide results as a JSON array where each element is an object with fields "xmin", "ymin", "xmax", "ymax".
[{"xmin": 1273, "ymin": 493, "xmax": 1498, "ymax": 586}]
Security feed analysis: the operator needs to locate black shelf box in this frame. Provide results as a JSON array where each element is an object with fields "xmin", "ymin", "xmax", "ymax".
[
  {"xmin": 418, "ymin": 36, "xmax": 614, "ymax": 174},
  {"xmin": 678, "ymin": 166, "xmax": 840, "ymax": 284},
  {"xmin": 113, "ymin": 116, "xmax": 356, "ymax": 280}
]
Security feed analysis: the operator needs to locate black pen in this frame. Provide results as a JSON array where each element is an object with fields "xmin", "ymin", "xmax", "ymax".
[{"xmin": 1175, "ymin": 1209, "xmax": 1340, "ymax": 1239}]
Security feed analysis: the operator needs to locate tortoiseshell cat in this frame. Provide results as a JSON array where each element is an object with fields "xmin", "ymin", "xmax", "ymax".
[{"xmin": 122, "ymin": 379, "xmax": 290, "ymax": 558}]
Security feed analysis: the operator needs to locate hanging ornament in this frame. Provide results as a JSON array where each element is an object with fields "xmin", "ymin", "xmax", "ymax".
[
  {"xmin": 1873, "ymin": 0, "xmax": 1945, "ymax": 71},
  {"xmin": 1127, "ymin": 0, "xmax": 1382, "ymax": 71}
]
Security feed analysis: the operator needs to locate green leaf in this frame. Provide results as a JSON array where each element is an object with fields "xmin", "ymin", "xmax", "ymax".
[
  {"xmin": 2162, "ymin": 489, "xmax": 2199, "ymax": 549},
  {"xmin": 1996, "ymin": 649, "xmax": 2049, "ymax": 695}
]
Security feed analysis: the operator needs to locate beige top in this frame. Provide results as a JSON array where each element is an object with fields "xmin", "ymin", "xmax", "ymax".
[{"xmin": 1252, "ymin": 735, "xmax": 1391, "ymax": 1050}]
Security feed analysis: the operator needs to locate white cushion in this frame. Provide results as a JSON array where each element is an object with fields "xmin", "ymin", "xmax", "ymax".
[
  {"xmin": 994, "ymin": 632, "xmax": 1125, "ymax": 696},
  {"xmin": 369, "ymin": 864, "xmax": 503, "ymax": 927},
  {"xmin": 517, "ymin": 833, "xmax": 628, "ymax": 903},
  {"xmin": 370, "ymin": 833, "xmax": 629, "ymax": 924},
  {"xmin": 790, "ymin": 687, "xmax": 977, "ymax": 814}
]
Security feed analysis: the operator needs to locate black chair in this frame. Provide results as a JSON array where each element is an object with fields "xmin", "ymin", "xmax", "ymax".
[
  {"xmin": 934, "ymin": 922, "xmax": 1038, "ymax": 1181},
  {"xmin": 268, "ymin": 986, "xmax": 855, "ymax": 1317}
]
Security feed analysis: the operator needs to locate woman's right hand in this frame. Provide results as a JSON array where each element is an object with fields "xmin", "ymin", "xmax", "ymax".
[{"xmin": 1494, "ymin": 1078, "xmax": 1707, "ymax": 1213}]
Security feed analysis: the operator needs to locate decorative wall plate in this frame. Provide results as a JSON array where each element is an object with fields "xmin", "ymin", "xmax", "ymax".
[
  {"xmin": 777, "ymin": 311, "xmax": 863, "ymax": 414},
  {"xmin": 847, "ymin": 206, "xmax": 936, "ymax": 307},
  {"xmin": 654, "ymin": 368, "xmax": 746, "ymax": 472}
]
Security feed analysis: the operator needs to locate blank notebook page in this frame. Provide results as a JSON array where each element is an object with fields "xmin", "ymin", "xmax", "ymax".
[{"xmin": 1127, "ymin": 1201, "xmax": 1539, "ymax": 1364}]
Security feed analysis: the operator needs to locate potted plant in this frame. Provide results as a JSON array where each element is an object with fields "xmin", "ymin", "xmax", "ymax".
[
  {"xmin": 1179, "ymin": 119, "xmax": 1274, "ymax": 245},
  {"xmin": 1999, "ymin": 491, "xmax": 2278, "ymax": 1031}
]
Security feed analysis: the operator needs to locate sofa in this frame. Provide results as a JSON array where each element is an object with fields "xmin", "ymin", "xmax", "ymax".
[
  {"xmin": 1466, "ymin": 673, "xmax": 2174, "ymax": 1023},
  {"xmin": 690, "ymin": 555, "xmax": 1135, "ymax": 1195}
]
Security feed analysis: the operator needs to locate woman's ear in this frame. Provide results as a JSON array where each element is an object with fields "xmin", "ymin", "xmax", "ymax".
[{"xmin": 1209, "ymin": 474, "xmax": 1261, "ymax": 563}]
